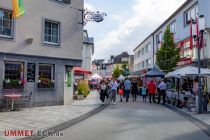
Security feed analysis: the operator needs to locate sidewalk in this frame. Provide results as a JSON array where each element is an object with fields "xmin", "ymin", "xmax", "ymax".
[
  {"xmin": 185, "ymin": 104, "xmax": 210, "ymax": 126},
  {"xmin": 0, "ymin": 91, "xmax": 102, "ymax": 140},
  {"xmin": 167, "ymin": 104, "xmax": 210, "ymax": 126}
]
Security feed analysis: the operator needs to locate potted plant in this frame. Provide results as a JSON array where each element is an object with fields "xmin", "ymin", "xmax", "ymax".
[{"xmin": 77, "ymin": 80, "xmax": 90, "ymax": 100}]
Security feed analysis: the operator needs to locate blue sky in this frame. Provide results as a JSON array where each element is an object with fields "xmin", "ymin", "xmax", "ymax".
[{"xmin": 84, "ymin": 0, "xmax": 186, "ymax": 60}]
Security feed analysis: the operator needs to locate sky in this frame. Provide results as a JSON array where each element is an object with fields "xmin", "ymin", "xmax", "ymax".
[{"xmin": 84, "ymin": 0, "xmax": 186, "ymax": 60}]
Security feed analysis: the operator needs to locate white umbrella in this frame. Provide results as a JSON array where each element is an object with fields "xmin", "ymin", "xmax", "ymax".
[
  {"xmin": 165, "ymin": 66, "xmax": 210, "ymax": 78},
  {"xmin": 118, "ymin": 75, "xmax": 125, "ymax": 80},
  {"xmin": 90, "ymin": 73, "xmax": 102, "ymax": 80}
]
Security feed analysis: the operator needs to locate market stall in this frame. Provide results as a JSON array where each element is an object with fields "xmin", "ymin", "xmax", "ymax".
[{"xmin": 165, "ymin": 66, "xmax": 210, "ymax": 112}]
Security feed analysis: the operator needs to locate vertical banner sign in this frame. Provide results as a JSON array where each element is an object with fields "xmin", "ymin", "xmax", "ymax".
[
  {"xmin": 67, "ymin": 71, "xmax": 72, "ymax": 87},
  {"xmin": 13, "ymin": 0, "xmax": 25, "ymax": 18},
  {"xmin": 27, "ymin": 63, "xmax": 35, "ymax": 82}
]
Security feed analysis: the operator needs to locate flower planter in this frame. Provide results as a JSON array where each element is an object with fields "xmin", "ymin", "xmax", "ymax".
[
  {"xmin": 77, "ymin": 95, "xmax": 85, "ymax": 100},
  {"xmin": 37, "ymin": 82, "xmax": 54, "ymax": 89},
  {"xmin": 3, "ymin": 83, "xmax": 24, "ymax": 89}
]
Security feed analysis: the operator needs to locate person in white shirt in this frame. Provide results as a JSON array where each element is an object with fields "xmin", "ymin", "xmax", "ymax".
[{"xmin": 158, "ymin": 79, "xmax": 167, "ymax": 105}]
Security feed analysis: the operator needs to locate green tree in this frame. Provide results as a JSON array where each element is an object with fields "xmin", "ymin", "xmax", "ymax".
[
  {"xmin": 156, "ymin": 27, "xmax": 180, "ymax": 73},
  {"xmin": 121, "ymin": 62, "xmax": 128, "ymax": 76},
  {"xmin": 112, "ymin": 65, "xmax": 121, "ymax": 79}
]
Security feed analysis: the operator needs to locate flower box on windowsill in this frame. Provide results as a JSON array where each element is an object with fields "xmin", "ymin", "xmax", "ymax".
[
  {"xmin": 3, "ymin": 80, "xmax": 24, "ymax": 89},
  {"xmin": 37, "ymin": 82, "xmax": 55, "ymax": 89}
]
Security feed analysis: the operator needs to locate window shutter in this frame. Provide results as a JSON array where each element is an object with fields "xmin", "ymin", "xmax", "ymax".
[{"xmin": 63, "ymin": 0, "xmax": 71, "ymax": 4}]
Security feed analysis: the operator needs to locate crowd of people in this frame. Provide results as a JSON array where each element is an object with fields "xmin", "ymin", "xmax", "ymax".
[{"xmin": 92, "ymin": 78, "xmax": 168, "ymax": 105}]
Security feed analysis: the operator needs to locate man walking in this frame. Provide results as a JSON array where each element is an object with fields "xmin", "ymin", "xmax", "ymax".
[
  {"xmin": 124, "ymin": 78, "xmax": 131, "ymax": 102},
  {"xmin": 158, "ymin": 79, "xmax": 167, "ymax": 105},
  {"xmin": 147, "ymin": 80, "xmax": 156, "ymax": 103}
]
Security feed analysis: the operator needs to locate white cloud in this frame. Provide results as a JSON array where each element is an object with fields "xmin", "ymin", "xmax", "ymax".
[
  {"xmin": 93, "ymin": 0, "xmax": 186, "ymax": 59},
  {"xmin": 84, "ymin": 2, "xmax": 95, "ymax": 11}
]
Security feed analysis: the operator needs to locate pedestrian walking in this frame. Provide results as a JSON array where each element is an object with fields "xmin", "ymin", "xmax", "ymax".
[
  {"xmin": 141, "ymin": 86, "xmax": 147, "ymax": 102},
  {"xmin": 132, "ymin": 80, "xmax": 138, "ymax": 101},
  {"xmin": 147, "ymin": 80, "xmax": 156, "ymax": 103},
  {"xmin": 100, "ymin": 81, "xmax": 109, "ymax": 104},
  {"xmin": 158, "ymin": 79, "xmax": 167, "ymax": 105},
  {"xmin": 124, "ymin": 78, "xmax": 131, "ymax": 102},
  {"xmin": 109, "ymin": 79, "xmax": 118, "ymax": 105},
  {"xmin": 118, "ymin": 81, "xmax": 124, "ymax": 102}
]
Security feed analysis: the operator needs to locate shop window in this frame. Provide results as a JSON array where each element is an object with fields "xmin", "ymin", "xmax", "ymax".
[
  {"xmin": 38, "ymin": 64, "xmax": 55, "ymax": 88},
  {"xmin": 3, "ymin": 62, "xmax": 24, "ymax": 89}
]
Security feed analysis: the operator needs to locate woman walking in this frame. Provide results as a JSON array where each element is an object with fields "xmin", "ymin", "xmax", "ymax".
[
  {"xmin": 100, "ymin": 81, "xmax": 109, "ymax": 104},
  {"xmin": 118, "ymin": 81, "xmax": 124, "ymax": 102}
]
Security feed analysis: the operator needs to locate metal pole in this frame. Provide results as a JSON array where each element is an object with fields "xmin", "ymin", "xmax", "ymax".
[
  {"xmin": 152, "ymin": 33, "xmax": 155, "ymax": 68},
  {"xmin": 197, "ymin": 36, "xmax": 202, "ymax": 114}
]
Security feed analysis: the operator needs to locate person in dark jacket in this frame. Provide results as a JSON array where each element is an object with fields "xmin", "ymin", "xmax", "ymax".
[
  {"xmin": 132, "ymin": 79, "xmax": 139, "ymax": 101},
  {"xmin": 100, "ymin": 81, "xmax": 109, "ymax": 104}
]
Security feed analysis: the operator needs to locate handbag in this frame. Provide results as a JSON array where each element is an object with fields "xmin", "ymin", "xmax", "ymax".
[{"xmin": 118, "ymin": 89, "xmax": 124, "ymax": 95}]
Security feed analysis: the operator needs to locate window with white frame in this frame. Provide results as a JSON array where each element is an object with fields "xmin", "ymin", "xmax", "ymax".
[
  {"xmin": 145, "ymin": 43, "xmax": 151, "ymax": 53},
  {"xmin": 149, "ymin": 58, "xmax": 151, "ymax": 66},
  {"xmin": 169, "ymin": 21, "xmax": 176, "ymax": 33},
  {"xmin": 0, "ymin": 9, "xmax": 13, "ymax": 38},
  {"xmin": 147, "ymin": 58, "xmax": 151, "ymax": 67},
  {"xmin": 148, "ymin": 44, "xmax": 151, "ymax": 52},
  {"xmin": 44, "ymin": 19, "xmax": 60, "ymax": 45},
  {"xmin": 156, "ymin": 32, "xmax": 162, "ymax": 45},
  {"xmin": 184, "ymin": 4, "xmax": 198, "ymax": 26},
  {"xmin": 138, "ymin": 50, "xmax": 141, "ymax": 57},
  {"xmin": 145, "ymin": 45, "xmax": 148, "ymax": 53},
  {"xmin": 141, "ymin": 48, "xmax": 144, "ymax": 55}
]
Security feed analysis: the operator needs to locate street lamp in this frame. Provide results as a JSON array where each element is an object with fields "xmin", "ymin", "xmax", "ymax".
[{"xmin": 192, "ymin": 15, "xmax": 205, "ymax": 114}]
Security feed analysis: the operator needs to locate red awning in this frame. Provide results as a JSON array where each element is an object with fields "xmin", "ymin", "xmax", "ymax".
[{"xmin": 73, "ymin": 67, "xmax": 92, "ymax": 74}]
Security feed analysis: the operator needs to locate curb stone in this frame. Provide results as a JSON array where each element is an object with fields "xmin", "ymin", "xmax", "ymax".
[{"xmin": 165, "ymin": 104, "xmax": 210, "ymax": 137}]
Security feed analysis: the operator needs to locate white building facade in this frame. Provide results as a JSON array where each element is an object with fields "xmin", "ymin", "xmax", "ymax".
[
  {"xmin": 134, "ymin": 36, "xmax": 154, "ymax": 74},
  {"xmin": 134, "ymin": 0, "xmax": 210, "ymax": 76}
]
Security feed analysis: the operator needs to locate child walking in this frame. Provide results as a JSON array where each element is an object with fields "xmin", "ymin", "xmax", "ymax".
[{"xmin": 142, "ymin": 86, "xmax": 147, "ymax": 102}]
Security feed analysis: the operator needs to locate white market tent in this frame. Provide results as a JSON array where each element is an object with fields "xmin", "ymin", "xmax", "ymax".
[
  {"xmin": 118, "ymin": 75, "xmax": 125, "ymax": 80},
  {"xmin": 90, "ymin": 73, "xmax": 102, "ymax": 80},
  {"xmin": 165, "ymin": 66, "xmax": 210, "ymax": 78}
]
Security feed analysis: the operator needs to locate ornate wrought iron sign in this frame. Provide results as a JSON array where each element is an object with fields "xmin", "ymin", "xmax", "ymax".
[{"xmin": 83, "ymin": 8, "xmax": 107, "ymax": 25}]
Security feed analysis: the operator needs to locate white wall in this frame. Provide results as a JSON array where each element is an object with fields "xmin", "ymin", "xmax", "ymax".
[{"xmin": 134, "ymin": 36, "xmax": 154, "ymax": 71}]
